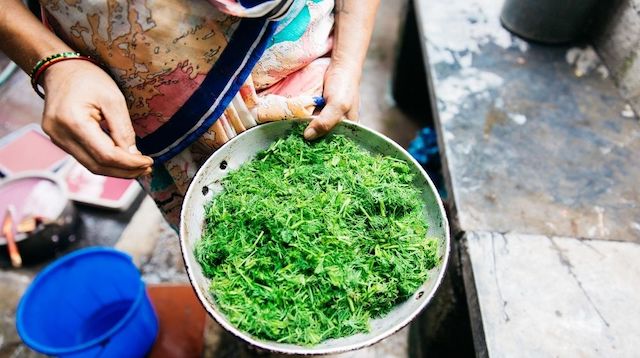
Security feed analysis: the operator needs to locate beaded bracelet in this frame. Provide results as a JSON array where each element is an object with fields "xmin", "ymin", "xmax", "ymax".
[{"xmin": 30, "ymin": 52, "xmax": 99, "ymax": 99}]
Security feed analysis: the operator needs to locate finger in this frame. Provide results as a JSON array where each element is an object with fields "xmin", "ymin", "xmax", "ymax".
[
  {"xmin": 54, "ymin": 136, "xmax": 152, "ymax": 178},
  {"xmin": 69, "ymin": 118, "xmax": 153, "ymax": 170},
  {"xmin": 100, "ymin": 95, "xmax": 146, "ymax": 156},
  {"xmin": 304, "ymin": 103, "xmax": 344, "ymax": 140}
]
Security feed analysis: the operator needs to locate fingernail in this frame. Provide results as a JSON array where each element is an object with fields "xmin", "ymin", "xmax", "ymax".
[
  {"xmin": 304, "ymin": 127, "xmax": 318, "ymax": 140},
  {"xmin": 128, "ymin": 145, "xmax": 142, "ymax": 155}
]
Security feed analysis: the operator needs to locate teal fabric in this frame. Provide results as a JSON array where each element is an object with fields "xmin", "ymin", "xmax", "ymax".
[
  {"xmin": 269, "ymin": 0, "xmax": 324, "ymax": 47},
  {"xmin": 270, "ymin": 5, "xmax": 310, "ymax": 45},
  {"xmin": 150, "ymin": 164, "xmax": 175, "ymax": 191}
]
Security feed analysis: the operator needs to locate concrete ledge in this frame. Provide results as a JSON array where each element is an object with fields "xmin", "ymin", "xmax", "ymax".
[{"xmin": 463, "ymin": 232, "xmax": 640, "ymax": 357}]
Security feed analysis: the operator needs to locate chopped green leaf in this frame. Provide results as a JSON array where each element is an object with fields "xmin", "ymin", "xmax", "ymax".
[{"xmin": 195, "ymin": 123, "xmax": 439, "ymax": 345}]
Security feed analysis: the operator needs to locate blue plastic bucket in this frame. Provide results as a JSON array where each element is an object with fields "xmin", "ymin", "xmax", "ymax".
[{"xmin": 16, "ymin": 247, "xmax": 158, "ymax": 357}]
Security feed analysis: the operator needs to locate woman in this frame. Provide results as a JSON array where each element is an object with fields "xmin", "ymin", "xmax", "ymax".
[{"xmin": 0, "ymin": 0, "xmax": 380, "ymax": 228}]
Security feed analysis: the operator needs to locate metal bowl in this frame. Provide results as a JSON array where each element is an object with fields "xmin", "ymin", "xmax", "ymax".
[
  {"xmin": 179, "ymin": 120, "xmax": 450, "ymax": 355},
  {"xmin": 0, "ymin": 171, "xmax": 79, "ymax": 267}
]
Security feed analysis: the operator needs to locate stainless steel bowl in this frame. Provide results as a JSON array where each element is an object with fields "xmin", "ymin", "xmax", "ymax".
[{"xmin": 179, "ymin": 120, "xmax": 450, "ymax": 354}]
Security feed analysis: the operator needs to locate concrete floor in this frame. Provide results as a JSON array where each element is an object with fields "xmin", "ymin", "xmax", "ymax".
[
  {"xmin": 0, "ymin": 0, "xmax": 424, "ymax": 356},
  {"xmin": 361, "ymin": 1, "xmax": 422, "ymax": 147}
]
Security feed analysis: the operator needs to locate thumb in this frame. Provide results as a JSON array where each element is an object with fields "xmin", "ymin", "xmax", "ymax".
[
  {"xmin": 100, "ymin": 96, "xmax": 148, "ymax": 158},
  {"xmin": 304, "ymin": 103, "xmax": 344, "ymax": 141}
]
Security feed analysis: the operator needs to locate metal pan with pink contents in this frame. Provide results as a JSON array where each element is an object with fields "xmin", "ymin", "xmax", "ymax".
[{"xmin": 0, "ymin": 171, "xmax": 79, "ymax": 267}]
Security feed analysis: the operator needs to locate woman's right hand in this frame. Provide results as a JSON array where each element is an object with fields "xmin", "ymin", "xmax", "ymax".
[{"xmin": 41, "ymin": 60, "xmax": 154, "ymax": 178}]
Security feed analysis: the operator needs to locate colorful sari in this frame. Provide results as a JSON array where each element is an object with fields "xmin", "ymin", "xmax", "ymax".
[{"xmin": 40, "ymin": 0, "xmax": 335, "ymax": 227}]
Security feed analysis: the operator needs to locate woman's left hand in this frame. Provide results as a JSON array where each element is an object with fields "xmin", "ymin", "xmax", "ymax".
[
  {"xmin": 303, "ymin": 0, "xmax": 380, "ymax": 140},
  {"xmin": 304, "ymin": 62, "xmax": 360, "ymax": 140}
]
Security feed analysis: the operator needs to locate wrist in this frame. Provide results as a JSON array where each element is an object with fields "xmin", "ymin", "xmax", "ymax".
[
  {"xmin": 40, "ymin": 60, "xmax": 73, "ymax": 89},
  {"xmin": 329, "ymin": 52, "xmax": 362, "ymax": 71},
  {"xmin": 327, "ymin": 60, "xmax": 362, "ymax": 85},
  {"xmin": 329, "ymin": 45, "xmax": 366, "ymax": 81},
  {"xmin": 31, "ymin": 53, "xmax": 100, "ymax": 98}
]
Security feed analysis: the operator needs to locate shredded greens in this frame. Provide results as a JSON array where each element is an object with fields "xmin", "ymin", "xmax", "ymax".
[{"xmin": 195, "ymin": 124, "xmax": 439, "ymax": 345}]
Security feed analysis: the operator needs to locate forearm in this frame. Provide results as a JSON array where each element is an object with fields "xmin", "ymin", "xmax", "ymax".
[
  {"xmin": 331, "ymin": 0, "xmax": 381, "ymax": 81},
  {"xmin": 0, "ymin": 0, "xmax": 72, "ymax": 73}
]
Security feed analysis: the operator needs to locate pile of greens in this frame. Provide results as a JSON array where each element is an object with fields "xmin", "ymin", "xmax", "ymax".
[{"xmin": 195, "ymin": 124, "xmax": 439, "ymax": 345}]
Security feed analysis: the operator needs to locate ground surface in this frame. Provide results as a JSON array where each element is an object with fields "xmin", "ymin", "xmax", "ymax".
[{"xmin": 415, "ymin": 0, "xmax": 640, "ymax": 356}]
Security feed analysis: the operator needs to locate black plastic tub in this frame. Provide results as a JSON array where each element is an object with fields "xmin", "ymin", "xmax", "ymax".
[{"xmin": 501, "ymin": 0, "xmax": 600, "ymax": 44}]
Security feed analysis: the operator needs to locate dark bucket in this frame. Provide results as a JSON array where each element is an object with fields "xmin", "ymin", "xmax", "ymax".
[{"xmin": 501, "ymin": 0, "xmax": 600, "ymax": 43}]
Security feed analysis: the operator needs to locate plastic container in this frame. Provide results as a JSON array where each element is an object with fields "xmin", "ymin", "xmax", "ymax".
[{"xmin": 16, "ymin": 247, "xmax": 158, "ymax": 357}]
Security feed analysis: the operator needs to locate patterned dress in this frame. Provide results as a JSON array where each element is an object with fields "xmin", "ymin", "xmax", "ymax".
[{"xmin": 39, "ymin": 0, "xmax": 335, "ymax": 228}]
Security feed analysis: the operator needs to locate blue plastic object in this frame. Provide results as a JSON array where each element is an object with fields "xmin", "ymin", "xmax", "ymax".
[
  {"xmin": 408, "ymin": 127, "xmax": 440, "ymax": 166},
  {"xmin": 408, "ymin": 127, "xmax": 447, "ymax": 199},
  {"xmin": 16, "ymin": 247, "xmax": 158, "ymax": 358}
]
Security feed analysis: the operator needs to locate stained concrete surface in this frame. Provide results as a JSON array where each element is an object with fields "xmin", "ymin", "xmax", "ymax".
[
  {"xmin": 592, "ymin": 0, "xmax": 640, "ymax": 115},
  {"xmin": 416, "ymin": 0, "xmax": 640, "ymax": 241},
  {"xmin": 140, "ymin": 219, "xmax": 188, "ymax": 285},
  {"xmin": 0, "ymin": 272, "xmax": 43, "ymax": 358},
  {"xmin": 413, "ymin": 0, "xmax": 640, "ymax": 355},
  {"xmin": 464, "ymin": 232, "xmax": 640, "ymax": 357}
]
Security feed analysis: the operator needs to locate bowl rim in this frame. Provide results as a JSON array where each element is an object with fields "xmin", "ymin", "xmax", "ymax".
[
  {"xmin": 0, "ymin": 170, "xmax": 70, "ymax": 244},
  {"xmin": 179, "ymin": 119, "xmax": 450, "ymax": 354},
  {"xmin": 0, "ymin": 170, "xmax": 69, "ymax": 197}
]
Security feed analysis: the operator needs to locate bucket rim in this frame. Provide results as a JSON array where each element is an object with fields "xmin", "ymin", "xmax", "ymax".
[{"xmin": 16, "ymin": 247, "xmax": 146, "ymax": 355}]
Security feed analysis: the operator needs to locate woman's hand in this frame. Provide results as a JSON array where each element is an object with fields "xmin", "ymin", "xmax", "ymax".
[
  {"xmin": 41, "ymin": 60, "xmax": 153, "ymax": 178},
  {"xmin": 0, "ymin": 0, "xmax": 152, "ymax": 178},
  {"xmin": 304, "ymin": 62, "xmax": 360, "ymax": 140},
  {"xmin": 303, "ymin": 0, "xmax": 380, "ymax": 141}
]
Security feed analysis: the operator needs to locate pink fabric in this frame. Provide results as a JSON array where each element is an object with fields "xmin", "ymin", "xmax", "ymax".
[{"xmin": 259, "ymin": 57, "xmax": 330, "ymax": 97}]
